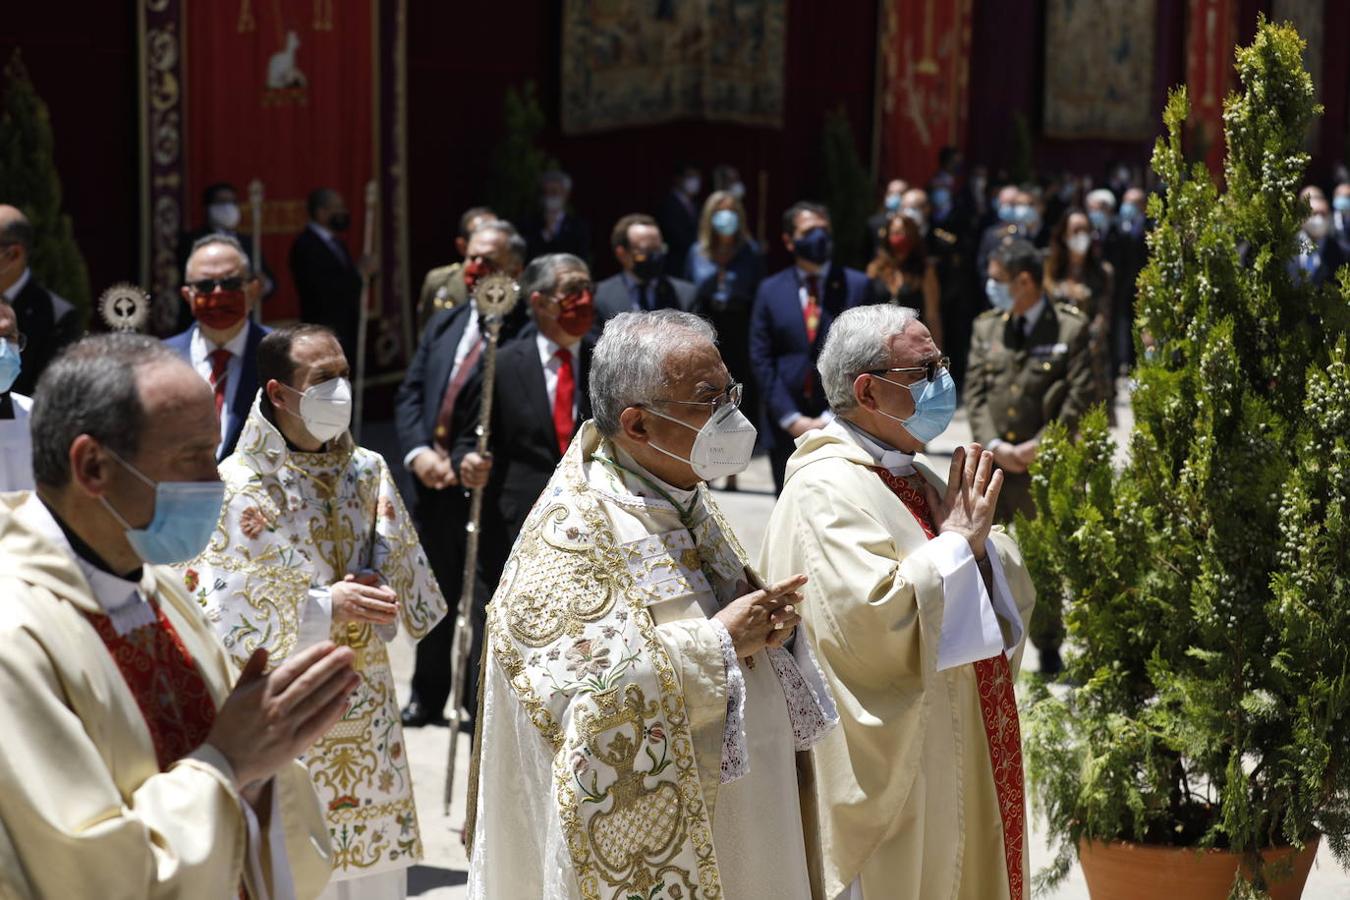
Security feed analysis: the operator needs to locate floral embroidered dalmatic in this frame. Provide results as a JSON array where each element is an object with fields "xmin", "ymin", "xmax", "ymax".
[
  {"xmin": 466, "ymin": 421, "xmax": 836, "ymax": 900},
  {"xmin": 186, "ymin": 397, "xmax": 447, "ymax": 883}
]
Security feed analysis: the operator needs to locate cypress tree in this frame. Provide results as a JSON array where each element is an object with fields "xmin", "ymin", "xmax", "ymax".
[{"xmin": 1020, "ymin": 19, "xmax": 1350, "ymax": 896}]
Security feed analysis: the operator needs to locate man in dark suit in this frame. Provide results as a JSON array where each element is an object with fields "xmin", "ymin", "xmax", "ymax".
[
  {"xmin": 289, "ymin": 187, "xmax": 376, "ymax": 363},
  {"xmin": 593, "ymin": 213, "xmax": 698, "ymax": 335},
  {"xmin": 521, "ymin": 170, "xmax": 591, "ymax": 265},
  {"xmin": 0, "ymin": 205, "xmax": 81, "ymax": 396},
  {"xmin": 656, "ymin": 162, "xmax": 703, "ymax": 277},
  {"xmin": 750, "ymin": 201, "xmax": 873, "ymax": 493},
  {"xmin": 162, "ymin": 234, "xmax": 270, "ymax": 461},
  {"xmin": 454, "ymin": 256, "xmax": 596, "ymax": 713},
  {"xmin": 393, "ymin": 259, "xmax": 529, "ymax": 728}
]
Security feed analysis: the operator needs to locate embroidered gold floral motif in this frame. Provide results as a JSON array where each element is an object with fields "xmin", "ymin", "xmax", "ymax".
[
  {"xmin": 505, "ymin": 528, "xmax": 613, "ymax": 648},
  {"xmin": 485, "ymin": 426, "xmax": 723, "ymax": 900}
]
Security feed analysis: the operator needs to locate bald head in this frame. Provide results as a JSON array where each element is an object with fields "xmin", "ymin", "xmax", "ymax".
[{"xmin": 0, "ymin": 206, "xmax": 32, "ymax": 291}]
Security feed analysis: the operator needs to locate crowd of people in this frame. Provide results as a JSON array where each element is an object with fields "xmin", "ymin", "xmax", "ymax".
[{"xmin": 0, "ymin": 152, "xmax": 1348, "ymax": 898}]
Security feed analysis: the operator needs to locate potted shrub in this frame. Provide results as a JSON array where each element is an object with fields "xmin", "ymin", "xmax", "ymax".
[{"xmin": 1018, "ymin": 20, "xmax": 1350, "ymax": 899}]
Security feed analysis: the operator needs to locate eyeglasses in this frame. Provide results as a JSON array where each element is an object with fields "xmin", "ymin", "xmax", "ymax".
[
  {"xmin": 867, "ymin": 356, "xmax": 951, "ymax": 384},
  {"xmin": 650, "ymin": 381, "xmax": 743, "ymax": 413},
  {"xmin": 552, "ymin": 279, "xmax": 595, "ymax": 298},
  {"xmin": 187, "ymin": 276, "xmax": 252, "ymax": 295},
  {"xmin": 1, "ymin": 333, "xmax": 28, "ymax": 353}
]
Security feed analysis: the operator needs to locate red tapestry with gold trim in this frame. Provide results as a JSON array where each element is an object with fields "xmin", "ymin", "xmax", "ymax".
[
  {"xmin": 1187, "ymin": 0, "xmax": 1238, "ymax": 178},
  {"xmin": 138, "ymin": 0, "xmax": 412, "ymax": 367},
  {"xmin": 877, "ymin": 0, "xmax": 973, "ymax": 187}
]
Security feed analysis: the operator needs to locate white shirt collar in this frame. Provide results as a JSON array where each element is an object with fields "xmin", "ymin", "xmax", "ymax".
[
  {"xmin": 21, "ymin": 494, "xmax": 157, "ymax": 635},
  {"xmin": 835, "ymin": 418, "xmax": 916, "ymax": 476},
  {"xmin": 2, "ymin": 267, "xmax": 32, "ymax": 302},
  {"xmin": 535, "ymin": 331, "xmax": 580, "ymax": 368},
  {"xmin": 190, "ymin": 321, "xmax": 250, "ymax": 362}
]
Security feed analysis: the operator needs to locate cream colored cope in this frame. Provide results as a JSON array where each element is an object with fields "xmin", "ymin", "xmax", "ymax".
[{"xmin": 759, "ymin": 421, "xmax": 1037, "ymax": 900}]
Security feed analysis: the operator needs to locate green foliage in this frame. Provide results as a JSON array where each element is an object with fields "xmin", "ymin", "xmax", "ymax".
[
  {"xmin": 487, "ymin": 81, "xmax": 557, "ymax": 225},
  {"xmin": 1020, "ymin": 20, "xmax": 1350, "ymax": 896},
  {"xmin": 817, "ymin": 107, "xmax": 873, "ymax": 269},
  {"xmin": 0, "ymin": 50, "xmax": 90, "ymax": 323}
]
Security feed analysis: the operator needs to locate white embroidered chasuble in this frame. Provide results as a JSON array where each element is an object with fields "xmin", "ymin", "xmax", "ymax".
[
  {"xmin": 187, "ymin": 399, "xmax": 448, "ymax": 882},
  {"xmin": 467, "ymin": 421, "xmax": 836, "ymax": 900}
]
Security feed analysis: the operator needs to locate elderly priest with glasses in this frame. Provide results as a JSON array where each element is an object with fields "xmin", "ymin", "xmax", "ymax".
[
  {"xmin": 760, "ymin": 304, "xmax": 1037, "ymax": 900},
  {"xmin": 467, "ymin": 309, "xmax": 837, "ymax": 899}
]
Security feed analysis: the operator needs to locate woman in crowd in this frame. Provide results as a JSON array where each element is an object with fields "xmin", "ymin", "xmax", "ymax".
[
  {"xmin": 865, "ymin": 213, "xmax": 943, "ymax": 348},
  {"xmin": 1046, "ymin": 206, "xmax": 1116, "ymax": 413},
  {"xmin": 685, "ymin": 188, "xmax": 765, "ymax": 489}
]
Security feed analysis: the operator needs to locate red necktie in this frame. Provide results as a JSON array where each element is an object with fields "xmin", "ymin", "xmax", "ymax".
[
  {"xmin": 803, "ymin": 274, "xmax": 821, "ymax": 343},
  {"xmin": 802, "ymin": 274, "xmax": 821, "ymax": 399},
  {"xmin": 208, "ymin": 348, "xmax": 232, "ymax": 419},
  {"xmin": 434, "ymin": 337, "xmax": 485, "ymax": 452},
  {"xmin": 553, "ymin": 348, "xmax": 575, "ymax": 456}
]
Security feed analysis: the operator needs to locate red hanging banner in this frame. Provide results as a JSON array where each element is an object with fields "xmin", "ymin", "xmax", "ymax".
[
  {"xmin": 183, "ymin": 0, "xmax": 376, "ymax": 322},
  {"xmin": 1186, "ymin": 0, "xmax": 1238, "ymax": 178},
  {"xmin": 877, "ymin": 0, "xmax": 973, "ymax": 187}
]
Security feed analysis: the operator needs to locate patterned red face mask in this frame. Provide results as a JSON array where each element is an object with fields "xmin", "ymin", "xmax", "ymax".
[
  {"xmin": 192, "ymin": 289, "xmax": 248, "ymax": 330},
  {"xmin": 463, "ymin": 258, "xmax": 496, "ymax": 293},
  {"xmin": 887, "ymin": 232, "xmax": 913, "ymax": 258},
  {"xmin": 556, "ymin": 289, "xmax": 595, "ymax": 337}
]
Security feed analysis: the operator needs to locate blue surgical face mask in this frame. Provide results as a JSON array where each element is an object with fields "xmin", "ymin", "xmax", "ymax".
[
  {"xmin": 711, "ymin": 208, "xmax": 740, "ymax": 237},
  {"xmin": 1334, "ymin": 196, "xmax": 1350, "ymax": 214},
  {"xmin": 1119, "ymin": 202, "xmax": 1141, "ymax": 221},
  {"xmin": 793, "ymin": 227, "xmax": 833, "ymax": 265},
  {"xmin": 987, "ymin": 277, "xmax": 1014, "ymax": 311},
  {"xmin": 99, "ymin": 448, "xmax": 225, "ymax": 565},
  {"xmin": 884, "ymin": 193, "xmax": 902, "ymax": 213},
  {"xmin": 0, "ymin": 340, "xmax": 20, "ymax": 394},
  {"xmin": 1088, "ymin": 209, "xmax": 1112, "ymax": 232},
  {"xmin": 875, "ymin": 368, "xmax": 957, "ymax": 445},
  {"xmin": 998, "ymin": 203, "xmax": 1017, "ymax": 223}
]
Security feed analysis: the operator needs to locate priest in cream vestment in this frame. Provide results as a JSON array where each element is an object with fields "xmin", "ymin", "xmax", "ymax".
[
  {"xmin": 187, "ymin": 325, "xmax": 447, "ymax": 900},
  {"xmin": 467, "ymin": 310, "xmax": 837, "ymax": 900},
  {"xmin": 0, "ymin": 334, "xmax": 357, "ymax": 899},
  {"xmin": 761, "ymin": 305, "xmax": 1037, "ymax": 900}
]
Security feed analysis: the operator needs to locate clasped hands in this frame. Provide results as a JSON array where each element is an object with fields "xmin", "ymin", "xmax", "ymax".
[
  {"xmin": 922, "ymin": 442, "xmax": 1003, "ymax": 561},
  {"xmin": 714, "ymin": 574, "xmax": 808, "ymax": 660}
]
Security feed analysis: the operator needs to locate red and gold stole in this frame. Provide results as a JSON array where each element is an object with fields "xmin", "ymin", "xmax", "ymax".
[
  {"xmin": 871, "ymin": 467, "xmax": 1025, "ymax": 900},
  {"xmin": 85, "ymin": 601, "xmax": 217, "ymax": 771}
]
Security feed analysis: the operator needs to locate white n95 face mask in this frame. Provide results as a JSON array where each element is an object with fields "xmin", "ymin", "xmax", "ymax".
[
  {"xmin": 284, "ymin": 377, "xmax": 353, "ymax": 442},
  {"xmin": 648, "ymin": 403, "xmax": 758, "ymax": 481}
]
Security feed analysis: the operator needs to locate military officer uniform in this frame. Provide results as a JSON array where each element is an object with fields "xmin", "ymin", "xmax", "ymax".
[
  {"xmin": 965, "ymin": 296, "xmax": 1094, "ymax": 521},
  {"xmin": 417, "ymin": 262, "xmax": 468, "ymax": 332},
  {"xmin": 964, "ymin": 296, "xmax": 1094, "ymax": 662}
]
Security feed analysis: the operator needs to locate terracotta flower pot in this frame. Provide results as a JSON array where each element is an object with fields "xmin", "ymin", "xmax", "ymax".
[{"xmin": 1078, "ymin": 835, "xmax": 1320, "ymax": 900}]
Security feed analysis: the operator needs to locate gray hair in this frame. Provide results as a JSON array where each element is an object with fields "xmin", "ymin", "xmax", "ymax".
[
  {"xmin": 590, "ymin": 310, "xmax": 717, "ymax": 436},
  {"xmin": 471, "ymin": 218, "xmax": 527, "ymax": 266},
  {"xmin": 30, "ymin": 334, "xmax": 184, "ymax": 488},
  {"xmin": 819, "ymin": 305, "xmax": 919, "ymax": 413},
  {"xmin": 183, "ymin": 233, "xmax": 253, "ymax": 282},
  {"xmin": 520, "ymin": 253, "xmax": 587, "ymax": 302},
  {"xmin": 1085, "ymin": 188, "xmax": 1117, "ymax": 211}
]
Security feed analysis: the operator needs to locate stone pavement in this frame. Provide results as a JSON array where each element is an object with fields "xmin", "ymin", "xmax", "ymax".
[{"xmin": 379, "ymin": 391, "xmax": 1348, "ymax": 898}]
